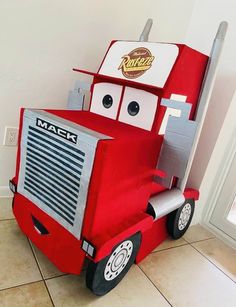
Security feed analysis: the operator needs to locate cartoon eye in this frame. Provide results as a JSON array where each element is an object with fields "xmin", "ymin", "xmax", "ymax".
[
  {"xmin": 90, "ymin": 83, "xmax": 122, "ymax": 119},
  {"xmin": 127, "ymin": 101, "xmax": 140, "ymax": 116},
  {"xmin": 119, "ymin": 87, "xmax": 158, "ymax": 130},
  {"xmin": 102, "ymin": 95, "xmax": 113, "ymax": 108}
]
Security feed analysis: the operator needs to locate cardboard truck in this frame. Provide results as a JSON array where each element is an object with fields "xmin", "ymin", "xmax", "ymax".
[{"xmin": 10, "ymin": 20, "xmax": 227, "ymax": 295}]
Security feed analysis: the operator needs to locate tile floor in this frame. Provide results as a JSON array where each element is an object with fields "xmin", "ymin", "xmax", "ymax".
[{"xmin": 0, "ymin": 197, "xmax": 236, "ymax": 307}]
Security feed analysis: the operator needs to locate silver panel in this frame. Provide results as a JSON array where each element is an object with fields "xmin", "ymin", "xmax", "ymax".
[
  {"xmin": 67, "ymin": 81, "xmax": 91, "ymax": 110},
  {"xmin": 149, "ymin": 188, "xmax": 185, "ymax": 220},
  {"xmin": 18, "ymin": 109, "xmax": 111, "ymax": 239},
  {"xmin": 157, "ymin": 99, "xmax": 197, "ymax": 188}
]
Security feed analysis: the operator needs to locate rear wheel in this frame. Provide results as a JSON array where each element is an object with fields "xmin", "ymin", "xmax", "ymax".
[
  {"xmin": 86, "ymin": 233, "xmax": 141, "ymax": 296},
  {"xmin": 167, "ymin": 199, "xmax": 195, "ymax": 239}
]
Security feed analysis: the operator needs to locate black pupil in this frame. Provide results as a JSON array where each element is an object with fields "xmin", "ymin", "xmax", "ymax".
[
  {"xmin": 102, "ymin": 95, "xmax": 113, "ymax": 108},
  {"xmin": 127, "ymin": 101, "xmax": 140, "ymax": 116}
]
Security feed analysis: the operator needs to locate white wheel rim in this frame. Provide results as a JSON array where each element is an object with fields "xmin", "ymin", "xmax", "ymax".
[
  {"xmin": 178, "ymin": 203, "xmax": 192, "ymax": 231},
  {"xmin": 104, "ymin": 240, "xmax": 133, "ymax": 281}
]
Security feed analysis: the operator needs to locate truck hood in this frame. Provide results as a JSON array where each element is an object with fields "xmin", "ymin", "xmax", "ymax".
[{"xmin": 46, "ymin": 109, "xmax": 155, "ymax": 140}]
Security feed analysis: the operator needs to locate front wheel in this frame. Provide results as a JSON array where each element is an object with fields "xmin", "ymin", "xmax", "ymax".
[
  {"xmin": 86, "ymin": 233, "xmax": 141, "ymax": 296},
  {"xmin": 167, "ymin": 199, "xmax": 195, "ymax": 239}
]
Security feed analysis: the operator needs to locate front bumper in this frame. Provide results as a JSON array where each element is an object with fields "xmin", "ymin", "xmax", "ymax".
[{"xmin": 13, "ymin": 193, "xmax": 85, "ymax": 274}]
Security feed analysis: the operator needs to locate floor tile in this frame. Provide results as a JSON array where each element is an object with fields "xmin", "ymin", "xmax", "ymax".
[
  {"xmin": 193, "ymin": 238, "xmax": 236, "ymax": 282},
  {"xmin": 0, "ymin": 281, "xmax": 53, "ymax": 307},
  {"xmin": 183, "ymin": 224, "xmax": 215, "ymax": 243},
  {"xmin": 139, "ymin": 244, "xmax": 236, "ymax": 307},
  {"xmin": 31, "ymin": 243, "xmax": 65, "ymax": 279},
  {"xmin": 153, "ymin": 237, "xmax": 187, "ymax": 252},
  {"xmin": 0, "ymin": 220, "xmax": 42, "ymax": 290},
  {"xmin": 46, "ymin": 266, "xmax": 170, "ymax": 307},
  {"xmin": 0, "ymin": 197, "xmax": 14, "ymax": 220}
]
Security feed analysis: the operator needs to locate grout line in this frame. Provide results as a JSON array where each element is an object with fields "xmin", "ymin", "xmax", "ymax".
[
  {"xmin": 27, "ymin": 239, "xmax": 55, "ymax": 307},
  {"xmin": 28, "ymin": 239, "xmax": 44, "ymax": 278},
  {"xmin": 190, "ymin": 243, "xmax": 236, "ymax": 284},
  {"xmin": 44, "ymin": 264, "xmax": 87, "ymax": 282},
  {"xmin": 137, "ymin": 265, "xmax": 173, "ymax": 307},
  {"xmin": 183, "ymin": 237, "xmax": 215, "ymax": 244},
  {"xmin": 151, "ymin": 236, "xmax": 215, "ymax": 254},
  {"xmin": 151, "ymin": 243, "xmax": 188, "ymax": 254},
  {"xmin": 43, "ymin": 280, "xmax": 56, "ymax": 307},
  {"xmin": 45, "ymin": 273, "xmax": 69, "ymax": 281},
  {"xmin": 0, "ymin": 280, "xmax": 43, "ymax": 293},
  {"xmin": 0, "ymin": 218, "xmax": 15, "ymax": 222}
]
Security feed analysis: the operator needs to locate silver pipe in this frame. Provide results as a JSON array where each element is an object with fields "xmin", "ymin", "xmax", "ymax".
[
  {"xmin": 139, "ymin": 18, "xmax": 153, "ymax": 42},
  {"xmin": 178, "ymin": 21, "xmax": 228, "ymax": 191}
]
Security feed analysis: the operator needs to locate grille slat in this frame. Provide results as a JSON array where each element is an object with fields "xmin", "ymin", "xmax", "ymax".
[
  {"xmin": 25, "ymin": 162, "xmax": 79, "ymax": 196},
  {"xmin": 24, "ymin": 176, "xmax": 77, "ymax": 214},
  {"xmin": 24, "ymin": 185, "xmax": 74, "ymax": 225},
  {"xmin": 27, "ymin": 148, "xmax": 81, "ymax": 180},
  {"xmin": 24, "ymin": 181, "xmax": 75, "ymax": 221},
  {"xmin": 27, "ymin": 141, "xmax": 82, "ymax": 174},
  {"xmin": 26, "ymin": 155, "xmax": 80, "ymax": 186},
  {"xmin": 25, "ymin": 167, "xmax": 78, "ymax": 204},
  {"xmin": 27, "ymin": 136, "xmax": 84, "ymax": 169}
]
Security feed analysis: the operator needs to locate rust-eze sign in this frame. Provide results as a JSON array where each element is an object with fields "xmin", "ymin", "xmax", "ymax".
[
  {"xmin": 99, "ymin": 41, "xmax": 179, "ymax": 88},
  {"xmin": 118, "ymin": 47, "xmax": 155, "ymax": 79}
]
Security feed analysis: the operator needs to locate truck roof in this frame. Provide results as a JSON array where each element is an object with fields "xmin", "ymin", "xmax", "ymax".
[{"xmin": 73, "ymin": 40, "xmax": 208, "ymax": 93}]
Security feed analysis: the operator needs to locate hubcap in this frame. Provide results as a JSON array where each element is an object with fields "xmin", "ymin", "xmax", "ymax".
[
  {"xmin": 178, "ymin": 203, "xmax": 192, "ymax": 231},
  {"xmin": 104, "ymin": 240, "xmax": 133, "ymax": 281}
]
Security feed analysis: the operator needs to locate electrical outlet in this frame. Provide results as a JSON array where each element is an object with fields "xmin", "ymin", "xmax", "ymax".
[{"xmin": 3, "ymin": 127, "xmax": 19, "ymax": 146}]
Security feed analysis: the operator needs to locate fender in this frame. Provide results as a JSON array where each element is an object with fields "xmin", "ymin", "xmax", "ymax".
[
  {"xmin": 183, "ymin": 188, "xmax": 199, "ymax": 201},
  {"xmin": 86, "ymin": 212, "xmax": 153, "ymax": 263}
]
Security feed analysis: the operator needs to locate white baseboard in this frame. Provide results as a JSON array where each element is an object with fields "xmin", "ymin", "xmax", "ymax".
[{"xmin": 0, "ymin": 186, "xmax": 13, "ymax": 198}]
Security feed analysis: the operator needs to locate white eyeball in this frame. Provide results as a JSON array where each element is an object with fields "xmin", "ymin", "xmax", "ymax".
[
  {"xmin": 90, "ymin": 83, "xmax": 122, "ymax": 119},
  {"xmin": 118, "ymin": 87, "xmax": 158, "ymax": 130}
]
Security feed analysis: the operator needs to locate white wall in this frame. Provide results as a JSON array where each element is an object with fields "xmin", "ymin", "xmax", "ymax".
[
  {"xmin": 0, "ymin": 0, "xmax": 196, "ymax": 196},
  {"xmin": 184, "ymin": 0, "xmax": 236, "ymax": 223},
  {"xmin": 201, "ymin": 90, "xmax": 236, "ymax": 225}
]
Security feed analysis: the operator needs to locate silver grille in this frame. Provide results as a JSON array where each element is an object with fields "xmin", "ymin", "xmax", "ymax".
[
  {"xmin": 18, "ymin": 109, "xmax": 110, "ymax": 239},
  {"xmin": 24, "ymin": 125, "xmax": 84, "ymax": 226}
]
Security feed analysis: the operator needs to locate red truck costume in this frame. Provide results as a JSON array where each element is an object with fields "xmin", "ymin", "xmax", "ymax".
[{"xmin": 9, "ymin": 20, "xmax": 227, "ymax": 295}]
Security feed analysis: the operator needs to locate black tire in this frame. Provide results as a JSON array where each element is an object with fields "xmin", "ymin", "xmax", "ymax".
[
  {"xmin": 86, "ymin": 232, "xmax": 141, "ymax": 296},
  {"xmin": 167, "ymin": 198, "xmax": 195, "ymax": 239}
]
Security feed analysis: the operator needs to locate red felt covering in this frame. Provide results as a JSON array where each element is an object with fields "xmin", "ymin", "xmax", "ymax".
[
  {"xmin": 80, "ymin": 124, "xmax": 163, "ymax": 256},
  {"xmin": 47, "ymin": 109, "xmax": 157, "ymax": 139},
  {"xmin": 152, "ymin": 45, "xmax": 208, "ymax": 132},
  {"xmin": 13, "ymin": 193, "xmax": 85, "ymax": 274},
  {"xmin": 184, "ymin": 188, "xmax": 199, "ymax": 200},
  {"xmin": 136, "ymin": 216, "xmax": 168, "ymax": 263},
  {"xmin": 93, "ymin": 213, "xmax": 153, "ymax": 262}
]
